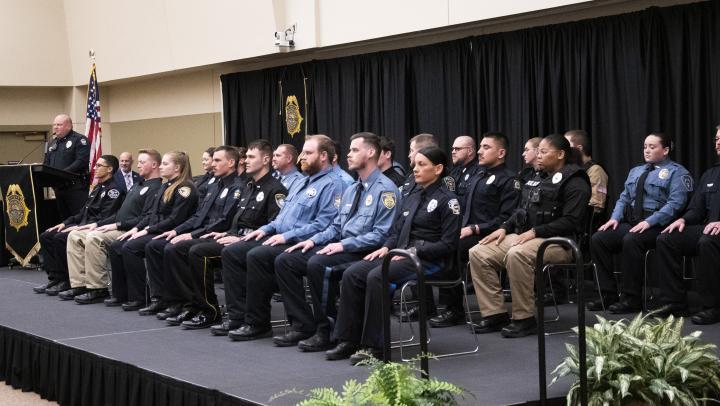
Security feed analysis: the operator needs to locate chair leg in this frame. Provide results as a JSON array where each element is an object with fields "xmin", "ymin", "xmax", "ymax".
[{"xmin": 591, "ymin": 264, "xmax": 607, "ymax": 312}]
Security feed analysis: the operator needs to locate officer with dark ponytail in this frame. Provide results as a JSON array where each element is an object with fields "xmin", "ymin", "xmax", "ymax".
[{"xmin": 468, "ymin": 134, "xmax": 591, "ymax": 338}]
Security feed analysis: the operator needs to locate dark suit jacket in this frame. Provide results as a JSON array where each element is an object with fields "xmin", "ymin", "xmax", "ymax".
[{"xmin": 113, "ymin": 170, "xmax": 142, "ymax": 192}]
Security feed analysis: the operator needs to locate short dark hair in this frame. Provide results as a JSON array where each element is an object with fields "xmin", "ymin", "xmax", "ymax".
[
  {"xmin": 236, "ymin": 146, "xmax": 248, "ymax": 160},
  {"xmin": 481, "ymin": 132, "xmax": 508, "ymax": 149},
  {"xmin": 100, "ymin": 154, "xmax": 119, "ymax": 175},
  {"xmin": 542, "ymin": 134, "xmax": 582, "ymax": 166},
  {"xmin": 214, "ymin": 145, "xmax": 239, "ymax": 169},
  {"xmin": 278, "ymin": 144, "xmax": 298, "ymax": 162},
  {"xmin": 410, "ymin": 133, "xmax": 437, "ymax": 149},
  {"xmin": 379, "ymin": 136, "xmax": 395, "ymax": 156},
  {"xmin": 649, "ymin": 132, "xmax": 673, "ymax": 150},
  {"xmin": 564, "ymin": 129, "xmax": 591, "ymax": 156},
  {"xmin": 247, "ymin": 139, "xmax": 273, "ymax": 158},
  {"xmin": 204, "ymin": 146, "xmax": 216, "ymax": 156},
  {"xmin": 350, "ymin": 132, "xmax": 381, "ymax": 160}
]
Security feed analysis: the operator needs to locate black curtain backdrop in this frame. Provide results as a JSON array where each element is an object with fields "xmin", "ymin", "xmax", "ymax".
[{"xmin": 222, "ymin": 1, "xmax": 720, "ymax": 200}]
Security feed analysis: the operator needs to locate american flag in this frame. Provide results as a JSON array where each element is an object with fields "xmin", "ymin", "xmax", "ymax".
[{"xmin": 86, "ymin": 63, "xmax": 102, "ymax": 184}]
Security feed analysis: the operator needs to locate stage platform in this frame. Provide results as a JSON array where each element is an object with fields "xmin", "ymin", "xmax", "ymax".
[{"xmin": 1, "ymin": 267, "xmax": 718, "ymax": 406}]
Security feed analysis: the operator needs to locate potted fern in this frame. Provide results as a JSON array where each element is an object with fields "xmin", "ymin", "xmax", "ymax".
[
  {"xmin": 275, "ymin": 353, "xmax": 467, "ymax": 405},
  {"xmin": 552, "ymin": 313, "xmax": 720, "ymax": 405}
]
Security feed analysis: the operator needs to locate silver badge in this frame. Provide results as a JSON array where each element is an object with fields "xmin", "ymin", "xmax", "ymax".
[
  {"xmin": 220, "ymin": 188, "xmax": 229, "ymax": 198},
  {"xmin": 140, "ymin": 186, "xmax": 149, "ymax": 195},
  {"xmin": 306, "ymin": 187, "xmax": 317, "ymax": 197},
  {"xmin": 403, "ymin": 211, "xmax": 410, "ymax": 217},
  {"xmin": 486, "ymin": 174, "xmax": 496, "ymax": 185},
  {"xmin": 100, "ymin": 191, "xmax": 106, "ymax": 198},
  {"xmin": 365, "ymin": 194, "xmax": 373, "ymax": 206},
  {"xmin": 464, "ymin": 174, "xmax": 469, "ymax": 181},
  {"xmin": 65, "ymin": 140, "xmax": 72, "ymax": 149},
  {"xmin": 659, "ymin": 168, "xmax": 669, "ymax": 180},
  {"xmin": 208, "ymin": 177, "xmax": 216, "ymax": 185},
  {"xmin": 552, "ymin": 172, "xmax": 563, "ymax": 184},
  {"xmin": 427, "ymin": 199, "xmax": 438, "ymax": 213},
  {"xmin": 256, "ymin": 191, "xmax": 265, "ymax": 202}
]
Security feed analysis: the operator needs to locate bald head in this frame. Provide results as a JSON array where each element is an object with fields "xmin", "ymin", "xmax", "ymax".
[
  {"xmin": 451, "ymin": 135, "xmax": 476, "ymax": 166},
  {"xmin": 119, "ymin": 152, "xmax": 133, "ymax": 173},
  {"xmin": 52, "ymin": 114, "xmax": 73, "ymax": 138}
]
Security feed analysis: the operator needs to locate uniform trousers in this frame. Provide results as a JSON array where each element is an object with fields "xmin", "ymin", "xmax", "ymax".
[
  {"xmin": 67, "ymin": 229, "xmax": 122, "ymax": 289},
  {"xmin": 220, "ymin": 239, "xmax": 265, "ymax": 323},
  {"xmin": 656, "ymin": 225, "xmax": 720, "ymax": 308},
  {"xmin": 55, "ymin": 185, "xmax": 87, "ymax": 221},
  {"xmin": 334, "ymin": 257, "xmax": 441, "ymax": 349},
  {"xmin": 469, "ymin": 234, "xmax": 571, "ymax": 320},
  {"xmin": 163, "ymin": 238, "xmax": 222, "ymax": 317},
  {"xmin": 591, "ymin": 223, "xmax": 661, "ymax": 298},
  {"xmin": 275, "ymin": 248, "xmax": 366, "ymax": 336},
  {"xmin": 108, "ymin": 234, "xmax": 155, "ymax": 302},
  {"xmin": 39, "ymin": 229, "xmax": 71, "ymax": 282}
]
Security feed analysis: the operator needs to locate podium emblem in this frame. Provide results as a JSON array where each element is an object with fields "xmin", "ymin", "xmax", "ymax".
[{"xmin": 6, "ymin": 184, "xmax": 31, "ymax": 231}]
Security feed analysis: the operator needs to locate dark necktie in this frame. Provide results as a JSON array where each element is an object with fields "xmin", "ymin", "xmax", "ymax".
[
  {"xmin": 397, "ymin": 190, "xmax": 425, "ymax": 249},
  {"xmin": 633, "ymin": 163, "xmax": 654, "ymax": 221},
  {"xmin": 347, "ymin": 183, "xmax": 364, "ymax": 218}
]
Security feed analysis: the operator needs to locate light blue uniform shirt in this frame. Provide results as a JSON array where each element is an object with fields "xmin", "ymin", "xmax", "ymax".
[
  {"xmin": 611, "ymin": 159, "xmax": 693, "ymax": 227},
  {"xmin": 279, "ymin": 168, "xmax": 306, "ymax": 197},
  {"xmin": 260, "ymin": 167, "xmax": 342, "ymax": 243},
  {"xmin": 332, "ymin": 164, "xmax": 355, "ymax": 192},
  {"xmin": 310, "ymin": 169, "xmax": 399, "ymax": 252}
]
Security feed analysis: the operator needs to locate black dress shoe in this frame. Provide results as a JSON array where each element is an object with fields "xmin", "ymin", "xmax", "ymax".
[
  {"xmin": 58, "ymin": 287, "xmax": 87, "ymax": 300},
  {"xmin": 501, "ymin": 317, "xmax": 537, "ymax": 338},
  {"xmin": 650, "ymin": 303, "xmax": 688, "ymax": 318},
  {"xmin": 138, "ymin": 299, "xmax": 166, "ymax": 316},
  {"xmin": 121, "ymin": 301, "xmax": 144, "ymax": 311},
  {"xmin": 429, "ymin": 309, "xmax": 465, "ymax": 328},
  {"xmin": 74, "ymin": 288, "xmax": 109, "ymax": 304},
  {"xmin": 45, "ymin": 281, "xmax": 70, "ymax": 296},
  {"xmin": 228, "ymin": 324, "xmax": 272, "ymax": 341},
  {"xmin": 298, "ymin": 333, "xmax": 334, "ymax": 352},
  {"xmin": 608, "ymin": 297, "xmax": 642, "ymax": 314},
  {"xmin": 586, "ymin": 292, "xmax": 618, "ymax": 311},
  {"xmin": 273, "ymin": 330, "xmax": 314, "ymax": 347},
  {"xmin": 156, "ymin": 304, "xmax": 183, "ymax": 320},
  {"xmin": 472, "ymin": 312, "xmax": 510, "ymax": 334},
  {"xmin": 326, "ymin": 341, "xmax": 361, "ymax": 361},
  {"xmin": 182, "ymin": 312, "xmax": 220, "ymax": 330},
  {"xmin": 350, "ymin": 347, "xmax": 383, "ymax": 365},
  {"xmin": 33, "ymin": 280, "xmax": 58, "ymax": 294},
  {"xmin": 692, "ymin": 308, "xmax": 720, "ymax": 325},
  {"xmin": 104, "ymin": 297, "xmax": 125, "ymax": 307},
  {"xmin": 397, "ymin": 304, "xmax": 437, "ymax": 322},
  {"xmin": 210, "ymin": 319, "xmax": 243, "ymax": 336},
  {"xmin": 166, "ymin": 310, "xmax": 196, "ymax": 326}
]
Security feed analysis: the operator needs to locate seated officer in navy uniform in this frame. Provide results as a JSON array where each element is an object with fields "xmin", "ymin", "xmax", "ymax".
[
  {"xmin": 161, "ymin": 140, "xmax": 286, "ymax": 330},
  {"xmin": 590, "ymin": 132, "xmax": 692, "ymax": 314},
  {"xmin": 326, "ymin": 146, "xmax": 460, "ymax": 364},
  {"xmin": 449, "ymin": 135, "xmax": 479, "ymax": 211},
  {"xmin": 193, "ymin": 147, "xmax": 216, "ymax": 203},
  {"xmin": 272, "ymin": 132, "xmax": 398, "ymax": 350},
  {"xmin": 378, "ymin": 136, "xmax": 405, "ymax": 187},
  {"xmin": 142, "ymin": 146, "xmax": 241, "ymax": 319},
  {"xmin": 106, "ymin": 151, "xmax": 198, "ymax": 310},
  {"xmin": 431, "ymin": 132, "xmax": 519, "ymax": 328},
  {"xmin": 34, "ymin": 155, "xmax": 124, "ymax": 295},
  {"xmin": 653, "ymin": 126, "xmax": 720, "ymax": 322},
  {"xmin": 220, "ymin": 135, "xmax": 342, "ymax": 341},
  {"xmin": 43, "ymin": 114, "xmax": 91, "ymax": 219}
]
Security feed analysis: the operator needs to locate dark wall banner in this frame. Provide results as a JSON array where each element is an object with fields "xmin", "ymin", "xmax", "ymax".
[
  {"xmin": 0, "ymin": 165, "xmax": 40, "ymax": 266},
  {"xmin": 222, "ymin": 1, "xmax": 720, "ymax": 200}
]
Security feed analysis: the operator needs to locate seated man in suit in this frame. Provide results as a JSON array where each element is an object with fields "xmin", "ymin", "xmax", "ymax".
[{"xmin": 114, "ymin": 151, "xmax": 142, "ymax": 192}]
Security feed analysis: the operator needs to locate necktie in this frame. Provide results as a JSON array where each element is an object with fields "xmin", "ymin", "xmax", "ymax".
[
  {"xmin": 633, "ymin": 163, "xmax": 654, "ymax": 221},
  {"xmin": 347, "ymin": 183, "xmax": 364, "ymax": 218},
  {"xmin": 397, "ymin": 190, "xmax": 425, "ymax": 249},
  {"xmin": 125, "ymin": 173, "xmax": 132, "ymax": 190}
]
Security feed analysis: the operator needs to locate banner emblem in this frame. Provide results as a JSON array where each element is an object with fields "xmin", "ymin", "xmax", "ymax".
[
  {"xmin": 6, "ymin": 184, "xmax": 31, "ymax": 231},
  {"xmin": 285, "ymin": 95, "xmax": 303, "ymax": 137}
]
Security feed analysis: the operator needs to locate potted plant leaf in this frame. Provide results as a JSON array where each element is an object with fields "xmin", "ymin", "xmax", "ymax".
[{"xmin": 552, "ymin": 313, "xmax": 720, "ymax": 405}]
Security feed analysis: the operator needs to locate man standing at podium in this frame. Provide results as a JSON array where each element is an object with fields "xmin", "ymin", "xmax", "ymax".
[{"xmin": 43, "ymin": 114, "xmax": 90, "ymax": 219}]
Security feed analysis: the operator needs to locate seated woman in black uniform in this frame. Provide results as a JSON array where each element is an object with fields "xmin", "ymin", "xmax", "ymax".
[
  {"xmin": 105, "ymin": 151, "xmax": 199, "ymax": 311},
  {"xmin": 325, "ymin": 146, "xmax": 460, "ymax": 364}
]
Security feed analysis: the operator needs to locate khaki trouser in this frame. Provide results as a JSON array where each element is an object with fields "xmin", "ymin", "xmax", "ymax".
[
  {"xmin": 468, "ymin": 234, "xmax": 572, "ymax": 320},
  {"xmin": 67, "ymin": 229, "xmax": 123, "ymax": 289}
]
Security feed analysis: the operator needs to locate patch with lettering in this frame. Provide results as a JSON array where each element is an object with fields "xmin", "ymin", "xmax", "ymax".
[{"xmin": 108, "ymin": 189, "xmax": 120, "ymax": 199}]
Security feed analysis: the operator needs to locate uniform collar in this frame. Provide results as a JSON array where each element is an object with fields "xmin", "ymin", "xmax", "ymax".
[
  {"xmin": 144, "ymin": 177, "xmax": 162, "ymax": 186},
  {"xmin": 308, "ymin": 166, "xmax": 332, "ymax": 182},
  {"xmin": 251, "ymin": 171, "xmax": 273, "ymax": 187},
  {"xmin": 420, "ymin": 178, "xmax": 443, "ymax": 195},
  {"xmin": 357, "ymin": 168, "xmax": 382, "ymax": 190},
  {"xmin": 485, "ymin": 163, "xmax": 506, "ymax": 174},
  {"xmin": 218, "ymin": 172, "xmax": 238, "ymax": 185},
  {"xmin": 651, "ymin": 158, "xmax": 671, "ymax": 169},
  {"xmin": 280, "ymin": 167, "xmax": 299, "ymax": 177}
]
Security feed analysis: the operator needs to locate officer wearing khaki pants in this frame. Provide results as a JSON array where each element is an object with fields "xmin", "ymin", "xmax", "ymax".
[
  {"xmin": 469, "ymin": 134, "xmax": 590, "ymax": 338},
  {"xmin": 64, "ymin": 150, "xmax": 163, "ymax": 304}
]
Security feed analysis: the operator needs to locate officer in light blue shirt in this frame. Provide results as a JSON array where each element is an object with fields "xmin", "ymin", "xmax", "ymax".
[
  {"xmin": 331, "ymin": 139, "xmax": 355, "ymax": 192},
  {"xmin": 590, "ymin": 132, "xmax": 693, "ymax": 314},
  {"xmin": 220, "ymin": 135, "xmax": 343, "ymax": 341},
  {"xmin": 272, "ymin": 143, "xmax": 306, "ymax": 195},
  {"xmin": 272, "ymin": 133, "xmax": 400, "ymax": 350}
]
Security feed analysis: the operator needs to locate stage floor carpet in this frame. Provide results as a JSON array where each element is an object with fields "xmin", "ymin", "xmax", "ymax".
[{"xmin": 1, "ymin": 267, "xmax": 719, "ymax": 406}]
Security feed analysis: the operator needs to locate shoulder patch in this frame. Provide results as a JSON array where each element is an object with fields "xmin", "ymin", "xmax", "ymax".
[
  {"xmin": 381, "ymin": 192, "xmax": 396, "ymax": 209},
  {"xmin": 275, "ymin": 193, "xmax": 286, "ymax": 208},
  {"xmin": 80, "ymin": 137, "xmax": 87, "ymax": 145},
  {"xmin": 108, "ymin": 189, "xmax": 120, "ymax": 199},
  {"xmin": 448, "ymin": 198, "xmax": 460, "ymax": 215},
  {"xmin": 442, "ymin": 176, "xmax": 456, "ymax": 192},
  {"xmin": 178, "ymin": 186, "xmax": 191, "ymax": 198},
  {"xmin": 681, "ymin": 175, "xmax": 694, "ymax": 192},
  {"xmin": 514, "ymin": 180, "xmax": 522, "ymax": 190}
]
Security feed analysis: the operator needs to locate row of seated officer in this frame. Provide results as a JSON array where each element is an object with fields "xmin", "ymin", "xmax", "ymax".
[{"xmin": 31, "ymin": 127, "xmax": 720, "ymax": 365}]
